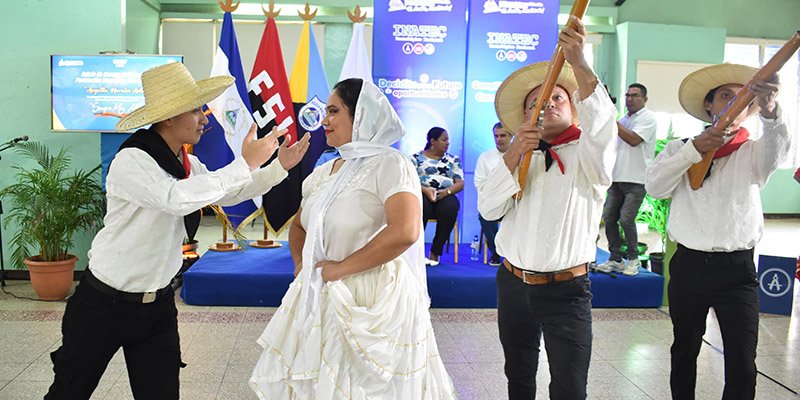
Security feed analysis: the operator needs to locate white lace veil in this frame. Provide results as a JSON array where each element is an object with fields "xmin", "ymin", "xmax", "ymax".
[{"xmin": 296, "ymin": 80, "xmax": 429, "ymax": 331}]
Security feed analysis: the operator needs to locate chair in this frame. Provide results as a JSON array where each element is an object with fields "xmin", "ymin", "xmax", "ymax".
[
  {"xmin": 481, "ymin": 232, "xmax": 489, "ymax": 264},
  {"xmin": 426, "ymin": 219, "xmax": 459, "ymax": 264}
]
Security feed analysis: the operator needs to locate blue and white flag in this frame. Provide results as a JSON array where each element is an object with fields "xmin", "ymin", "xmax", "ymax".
[{"xmin": 193, "ymin": 12, "xmax": 258, "ymax": 227}]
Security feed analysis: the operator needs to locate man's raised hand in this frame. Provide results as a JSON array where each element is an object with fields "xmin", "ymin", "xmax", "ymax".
[{"xmin": 241, "ymin": 124, "xmax": 287, "ymax": 170}]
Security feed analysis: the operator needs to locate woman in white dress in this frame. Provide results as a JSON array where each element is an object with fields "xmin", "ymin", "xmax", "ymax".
[{"xmin": 249, "ymin": 78, "xmax": 457, "ymax": 400}]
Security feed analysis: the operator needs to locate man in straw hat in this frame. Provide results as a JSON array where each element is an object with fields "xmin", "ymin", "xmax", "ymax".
[
  {"xmin": 478, "ymin": 16, "xmax": 617, "ymax": 399},
  {"xmin": 45, "ymin": 62, "xmax": 309, "ymax": 400},
  {"xmin": 646, "ymin": 63, "xmax": 788, "ymax": 399}
]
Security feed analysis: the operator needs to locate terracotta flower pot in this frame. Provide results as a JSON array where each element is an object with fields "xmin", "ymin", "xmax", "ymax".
[{"xmin": 23, "ymin": 255, "xmax": 77, "ymax": 301}]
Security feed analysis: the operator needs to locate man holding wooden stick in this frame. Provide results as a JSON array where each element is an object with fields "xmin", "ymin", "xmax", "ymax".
[
  {"xmin": 478, "ymin": 16, "xmax": 617, "ymax": 399},
  {"xmin": 645, "ymin": 63, "xmax": 789, "ymax": 399},
  {"xmin": 45, "ymin": 62, "xmax": 309, "ymax": 400}
]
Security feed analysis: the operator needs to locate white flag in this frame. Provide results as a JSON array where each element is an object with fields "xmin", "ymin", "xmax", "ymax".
[{"xmin": 338, "ymin": 23, "xmax": 373, "ymax": 83}]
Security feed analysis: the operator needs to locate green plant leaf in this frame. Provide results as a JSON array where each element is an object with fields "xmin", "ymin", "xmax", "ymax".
[{"xmin": 0, "ymin": 142, "xmax": 105, "ymax": 267}]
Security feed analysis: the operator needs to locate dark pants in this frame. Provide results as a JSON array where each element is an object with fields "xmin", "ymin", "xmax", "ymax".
[
  {"xmin": 422, "ymin": 194, "xmax": 460, "ymax": 256},
  {"xmin": 668, "ymin": 244, "xmax": 759, "ymax": 400},
  {"xmin": 497, "ymin": 265, "xmax": 593, "ymax": 400},
  {"xmin": 602, "ymin": 182, "xmax": 646, "ymax": 261},
  {"xmin": 45, "ymin": 276, "xmax": 182, "ymax": 400},
  {"xmin": 479, "ymin": 215, "xmax": 500, "ymax": 258}
]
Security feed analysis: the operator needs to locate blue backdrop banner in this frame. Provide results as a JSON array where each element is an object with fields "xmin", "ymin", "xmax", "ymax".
[
  {"xmin": 463, "ymin": 0, "xmax": 559, "ymax": 169},
  {"xmin": 373, "ymin": 0, "xmax": 560, "ymax": 243},
  {"xmin": 460, "ymin": 0, "xmax": 559, "ymax": 241},
  {"xmin": 373, "ymin": 0, "xmax": 468, "ymax": 157}
]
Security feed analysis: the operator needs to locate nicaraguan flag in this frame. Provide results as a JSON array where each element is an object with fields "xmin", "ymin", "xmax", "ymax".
[
  {"xmin": 339, "ymin": 22, "xmax": 373, "ymax": 83},
  {"xmin": 193, "ymin": 12, "xmax": 257, "ymax": 227}
]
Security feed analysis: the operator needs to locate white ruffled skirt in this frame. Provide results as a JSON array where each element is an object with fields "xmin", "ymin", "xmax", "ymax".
[{"xmin": 249, "ymin": 258, "xmax": 457, "ymax": 399}]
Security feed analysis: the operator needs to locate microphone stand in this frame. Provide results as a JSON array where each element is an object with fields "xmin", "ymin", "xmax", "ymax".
[{"xmin": 0, "ymin": 140, "xmax": 22, "ymax": 286}]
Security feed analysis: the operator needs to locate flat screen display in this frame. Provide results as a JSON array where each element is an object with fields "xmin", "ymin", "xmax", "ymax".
[{"xmin": 51, "ymin": 54, "xmax": 183, "ymax": 132}]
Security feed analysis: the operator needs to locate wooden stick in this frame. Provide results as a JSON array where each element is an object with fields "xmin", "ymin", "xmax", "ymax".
[
  {"xmin": 515, "ymin": 0, "xmax": 590, "ymax": 199},
  {"xmin": 687, "ymin": 31, "xmax": 800, "ymax": 190}
]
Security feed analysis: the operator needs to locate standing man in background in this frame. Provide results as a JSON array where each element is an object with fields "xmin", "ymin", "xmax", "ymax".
[
  {"xmin": 474, "ymin": 122, "xmax": 511, "ymax": 266},
  {"xmin": 597, "ymin": 83, "xmax": 657, "ymax": 276}
]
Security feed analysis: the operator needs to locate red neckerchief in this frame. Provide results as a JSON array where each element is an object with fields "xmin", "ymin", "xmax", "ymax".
[
  {"xmin": 181, "ymin": 146, "xmax": 191, "ymax": 178},
  {"xmin": 713, "ymin": 127, "xmax": 750, "ymax": 159},
  {"xmin": 537, "ymin": 124, "xmax": 582, "ymax": 174}
]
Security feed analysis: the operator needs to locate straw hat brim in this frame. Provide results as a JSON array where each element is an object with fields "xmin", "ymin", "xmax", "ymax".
[
  {"xmin": 116, "ymin": 75, "xmax": 234, "ymax": 131},
  {"xmin": 495, "ymin": 62, "xmax": 578, "ymax": 134},
  {"xmin": 678, "ymin": 63, "xmax": 759, "ymax": 123}
]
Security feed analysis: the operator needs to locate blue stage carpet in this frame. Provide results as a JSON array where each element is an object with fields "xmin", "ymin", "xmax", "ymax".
[{"xmin": 181, "ymin": 243, "xmax": 664, "ymax": 308}]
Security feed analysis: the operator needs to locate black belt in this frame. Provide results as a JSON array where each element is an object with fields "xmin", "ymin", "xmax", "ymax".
[
  {"xmin": 676, "ymin": 243, "xmax": 753, "ymax": 257},
  {"xmin": 83, "ymin": 269, "xmax": 171, "ymax": 304}
]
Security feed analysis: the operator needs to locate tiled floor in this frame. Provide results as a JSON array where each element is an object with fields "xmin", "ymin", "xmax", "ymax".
[{"xmin": 0, "ymin": 218, "xmax": 798, "ymax": 399}]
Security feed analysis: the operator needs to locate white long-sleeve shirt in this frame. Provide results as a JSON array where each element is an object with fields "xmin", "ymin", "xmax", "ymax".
[
  {"xmin": 645, "ymin": 110, "xmax": 790, "ymax": 252},
  {"xmin": 477, "ymin": 83, "xmax": 618, "ymax": 272},
  {"xmin": 89, "ymin": 149, "xmax": 288, "ymax": 292},
  {"xmin": 474, "ymin": 147, "xmax": 504, "ymax": 190}
]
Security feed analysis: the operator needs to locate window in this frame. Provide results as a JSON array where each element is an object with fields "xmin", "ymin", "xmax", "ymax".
[{"xmin": 725, "ymin": 40, "xmax": 799, "ymax": 168}]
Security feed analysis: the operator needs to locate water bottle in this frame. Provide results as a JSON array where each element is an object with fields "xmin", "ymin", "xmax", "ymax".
[{"xmin": 470, "ymin": 235, "xmax": 480, "ymax": 261}]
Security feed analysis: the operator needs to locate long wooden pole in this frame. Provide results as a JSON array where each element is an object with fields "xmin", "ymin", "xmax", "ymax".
[
  {"xmin": 516, "ymin": 0, "xmax": 591, "ymax": 199},
  {"xmin": 687, "ymin": 31, "xmax": 800, "ymax": 190}
]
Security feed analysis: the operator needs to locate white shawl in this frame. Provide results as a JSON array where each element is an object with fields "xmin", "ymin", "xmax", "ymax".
[{"xmin": 295, "ymin": 80, "xmax": 429, "ymax": 341}]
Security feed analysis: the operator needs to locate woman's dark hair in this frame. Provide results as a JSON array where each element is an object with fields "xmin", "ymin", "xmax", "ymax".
[
  {"xmin": 332, "ymin": 78, "xmax": 363, "ymax": 118},
  {"xmin": 424, "ymin": 127, "xmax": 447, "ymax": 150}
]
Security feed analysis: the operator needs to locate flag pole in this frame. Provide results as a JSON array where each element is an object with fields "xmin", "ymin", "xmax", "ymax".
[
  {"xmin": 245, "ymin": 0, "xmax": 284, "ymax": 250},
  {"xmin": 347, "ymin": 5, "xmax": 367, "ymax": 23},
  {"xmin": 262, "ymin": 0, "xmax": 280, "ymax": 18},
  {"xmin": 217, "ymin": 0, "xmax": 239, "ymax": 13}
]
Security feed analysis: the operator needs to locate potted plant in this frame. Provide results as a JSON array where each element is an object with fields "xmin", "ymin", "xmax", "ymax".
[
  {"xmin": 0, "ymin": 142, "xmax": 105, "ymax": 300},
  {"xmin": 636, "ymin": 195, "xmax": 671, "ymax": 274},
  {"xmin": 635, "ymin": 137, "xmax": 674, "ymax": 275}
]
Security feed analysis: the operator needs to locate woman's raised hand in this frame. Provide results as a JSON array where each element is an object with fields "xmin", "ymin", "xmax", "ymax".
[{"xmin": 278, "ymin": 130, "xmax": 311, "ymax": 170}]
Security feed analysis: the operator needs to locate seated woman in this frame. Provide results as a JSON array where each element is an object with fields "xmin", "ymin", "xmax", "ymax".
[{"xmin": 411, "ymin": 127, "xmax": 464, "ymax": 266}]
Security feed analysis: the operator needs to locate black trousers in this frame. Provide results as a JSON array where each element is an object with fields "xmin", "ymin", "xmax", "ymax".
[
  {"xmin": 45, "ymin": 276, "xmax": 182, "ymax": 400},
  {"xmin": 668, "ymin": 244, "xmax": 759, "ymax": 400},
  {"xmin": 422, "ymin": 194, "xmax": 460, "ymax": 256},
  {"xmin": 496, "ymin": 265, "xmax": 593, "ymax": 400}
]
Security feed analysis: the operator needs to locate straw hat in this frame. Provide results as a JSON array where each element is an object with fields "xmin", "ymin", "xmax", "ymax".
[
  {"xmin": 678, "ymin": 63, "xmax": 759, "ymax": 123},
  {"xmin": 116, "ymin": 62, "xmax": 234, "ymax": 131},
  {"xmin": 495, "ymin": 61, "xmax": 579, "ymax": 134}
]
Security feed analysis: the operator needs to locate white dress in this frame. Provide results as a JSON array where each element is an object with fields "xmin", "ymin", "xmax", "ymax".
[{"xmin": 250, "ymin": 152, "xmax": 457, "ymax": 400}]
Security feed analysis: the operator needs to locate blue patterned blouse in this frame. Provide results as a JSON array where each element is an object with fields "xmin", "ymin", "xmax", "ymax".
[{"xmin": 411, "ymin": 152, "xmax": 463, "ymax": 189}]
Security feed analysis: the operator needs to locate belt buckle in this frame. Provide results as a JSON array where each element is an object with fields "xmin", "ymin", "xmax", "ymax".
[
  {"xmin": 520, "ymin": 269, "xmax": 536, "ymax": 284},
  {"xmin": 142, "ymin": 292, "xmax": 157, "ymax": 304}
]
